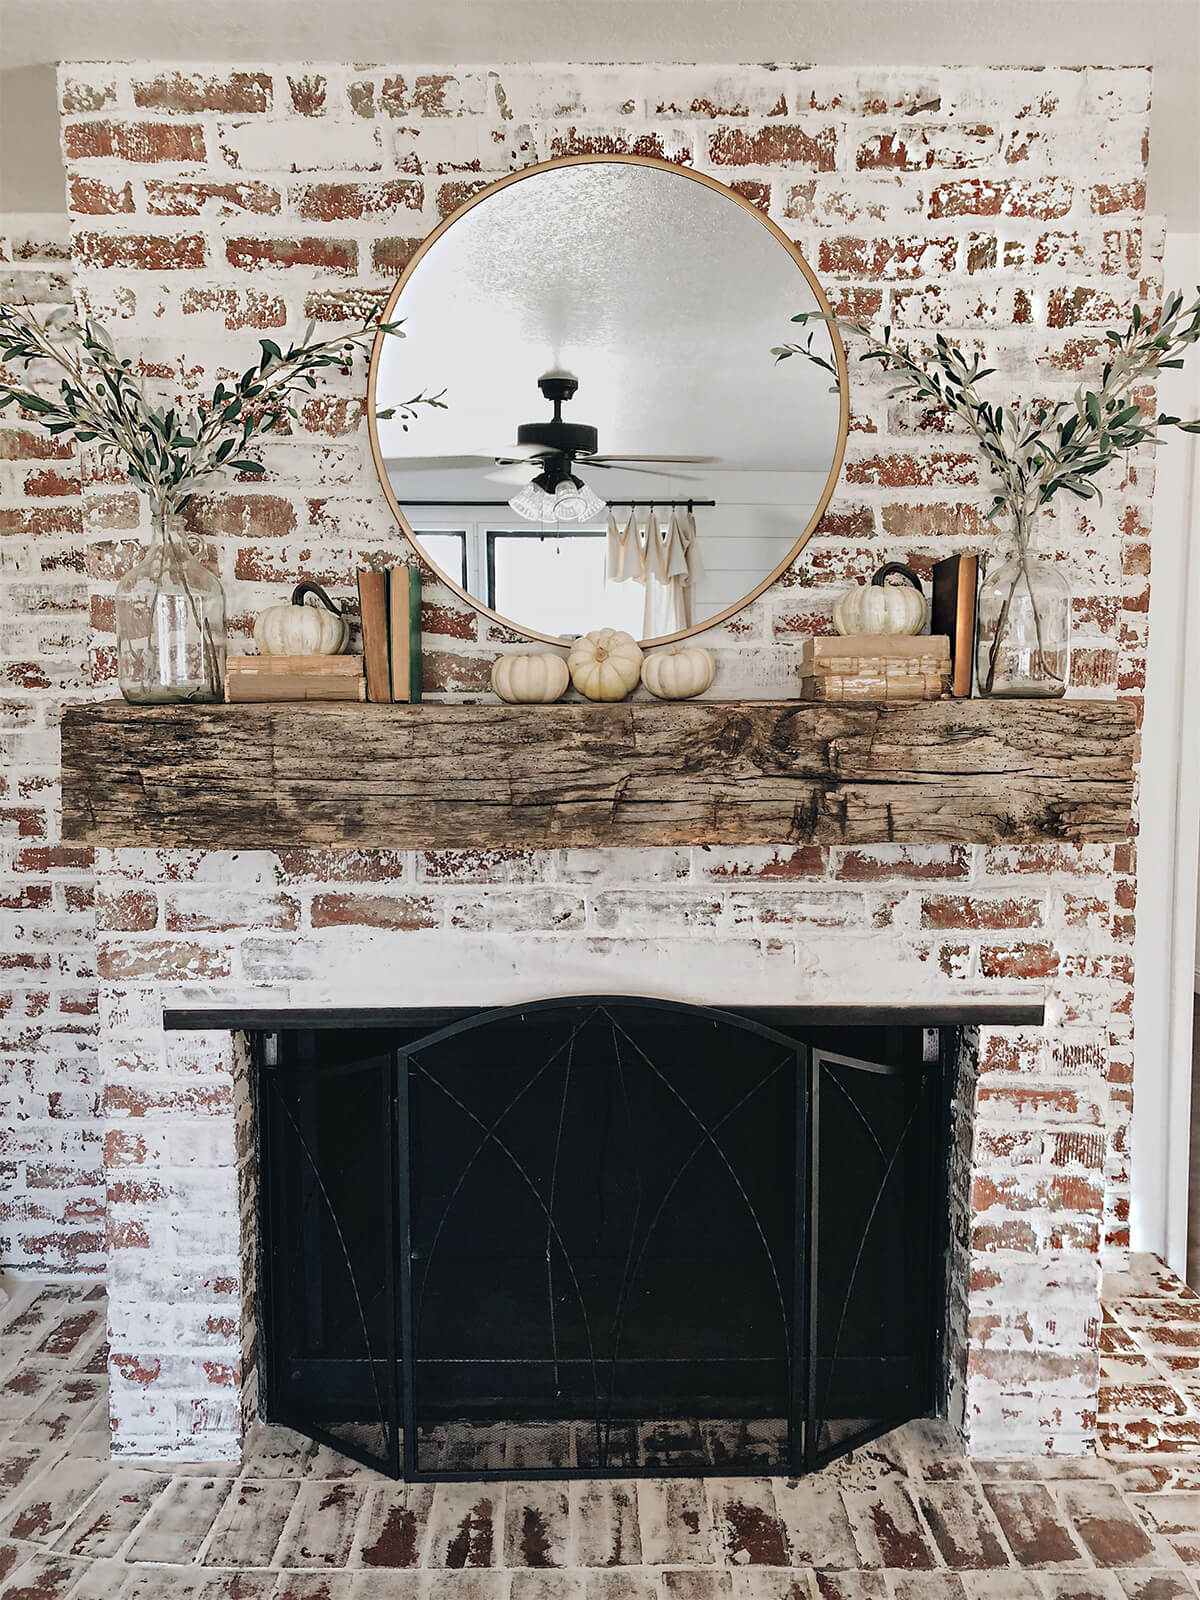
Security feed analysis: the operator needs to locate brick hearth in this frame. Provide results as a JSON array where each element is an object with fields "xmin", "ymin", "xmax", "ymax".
[{"xmin": 0, "ymin": 1257, "xmax": 1197, "ymax": 1595}]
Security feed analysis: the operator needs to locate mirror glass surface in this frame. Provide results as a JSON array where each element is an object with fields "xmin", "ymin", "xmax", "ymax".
[{"xmin": 373, "ymin": 159, "xmax": 844, "ymax": 643}]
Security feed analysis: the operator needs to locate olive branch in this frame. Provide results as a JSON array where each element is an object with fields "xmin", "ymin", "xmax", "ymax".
[
  {"xmin": 775, "ymin": 290, "xmax": 1200, "ymax": 691},
  {"xmin": 0, "ymin": 301, "xmax": 446, "ymax": 701},
  {"xmin": 0, "ymin": 301, "xmax": 446, "ymax": 515}
]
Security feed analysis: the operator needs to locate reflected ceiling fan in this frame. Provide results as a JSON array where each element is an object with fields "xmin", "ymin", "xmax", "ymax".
[{"xmin": 392, "ymin": 372, "xmax": 714, "ymax": 523}]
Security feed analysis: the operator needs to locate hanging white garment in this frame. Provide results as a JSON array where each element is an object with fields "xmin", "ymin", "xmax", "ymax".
[
  {"xmin": 605, "ymin": 512, "xmax": 622, "ymax": 581},
  {"xmin": 680, "ymin": 508, "xmax": 704, "ymax": 584},
  {"xmin": 606, "ymin": 511, "xmax": 645, "ymax": 584},
  {"xmin": 641, "ymin": 511, "xmax": 689, "ymax": 637},
  {"xmin": 678, "ymin": 507, "xmax": 704, "ymax": 629},
  {"xmin": 632, "ymin": 513, "xmax": 651, "ymax": 581}
]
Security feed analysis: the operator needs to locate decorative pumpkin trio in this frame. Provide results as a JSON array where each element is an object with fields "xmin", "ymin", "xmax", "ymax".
[
  {"xmin": 492, "ymin": 629, "xmax": 716, "ymax": 704},
  {"xmin": 255, "ymin": 562, "xmax": 925, "ymax": 704},
  {"xmin": 488, "ymin": 563, "xmax": 926, "ymax": 705}
]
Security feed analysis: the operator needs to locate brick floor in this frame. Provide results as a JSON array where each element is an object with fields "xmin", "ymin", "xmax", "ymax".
[
  {"xmin": 1101, "ymin": 1254, "xmax": 1200, "ymax": 1457},
  {"xmin": 0, "ymin": 1262, "xmax": 1197, "ymax": 1599}
]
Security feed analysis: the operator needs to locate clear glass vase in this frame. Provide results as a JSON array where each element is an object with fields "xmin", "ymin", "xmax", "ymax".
[
  {"xmin": 115, "ymin": 506, "xmax": 226, "ymax": 703},
  {"xmin": 976, "ymin": 538, "xmax": 1071, "ymax": 699}
]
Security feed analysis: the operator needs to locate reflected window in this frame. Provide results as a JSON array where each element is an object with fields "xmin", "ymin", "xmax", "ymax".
[
  {"xmin": 486, "ymin": 530, "xmax": 644, "ymax": 639},
  {"xmin": 411, "ymin": 530, "xmax": 467, "ymax": 591}
]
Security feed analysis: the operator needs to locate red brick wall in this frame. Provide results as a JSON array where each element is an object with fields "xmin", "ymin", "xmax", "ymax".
[
  {"xmin": 0, "ymin": 60, "xmax": 1158, "ymax": 1457},
  {"xmin": 59, "ymin": 56, "xmax": 1151, "ymax": 1228},
  {"xmin": 0, "ymin": 218, "xmax": 102, "ymax": 1276},
  {"xmin": 54, "ymin": 63, "xmax": 1156, "ymax": 701}
]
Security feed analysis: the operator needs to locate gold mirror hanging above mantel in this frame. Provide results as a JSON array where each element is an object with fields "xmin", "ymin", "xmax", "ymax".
[{"xmin": 367, "ymin": 154, "xmax": 850, "ymax": 647}]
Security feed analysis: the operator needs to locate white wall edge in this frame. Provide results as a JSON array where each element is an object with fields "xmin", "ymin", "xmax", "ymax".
[{"xmin": 1132, "ymin": 231, "xmax": 1200, "ymax": 1273}]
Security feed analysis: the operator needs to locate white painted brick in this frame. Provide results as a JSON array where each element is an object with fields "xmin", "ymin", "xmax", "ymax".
[
  {"xmin": 217, "ymin": 116, "xmax": 384, "ymax": 172},
  {"xmin": 3, "ymin": 53, "xmax": 1151, "ymax": 1458}
]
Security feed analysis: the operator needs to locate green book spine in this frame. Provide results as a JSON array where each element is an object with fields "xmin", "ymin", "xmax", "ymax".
[
  {"xmin": 408, "ymin": 566, "xmax": 422, "ymax": 705},
  {"xmin": 388, "ymin": 565, "xmax": 423, "ymax": 703}
]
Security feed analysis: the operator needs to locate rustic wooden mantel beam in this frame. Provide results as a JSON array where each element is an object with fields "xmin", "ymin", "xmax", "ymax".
[{"xmin": 60, "ymin": 698, "xmax": 1136, "ymax": 850}]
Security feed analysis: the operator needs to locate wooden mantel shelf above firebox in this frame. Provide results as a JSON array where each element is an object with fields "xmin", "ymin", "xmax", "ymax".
[{"xmin": 60, "ymin": 698, "xmax": 1136, "ymax": 851}]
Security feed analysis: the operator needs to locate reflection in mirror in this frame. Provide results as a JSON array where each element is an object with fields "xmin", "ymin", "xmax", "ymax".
[{"xmin": 372, "ymin": 159, "xmax": 845, "ymax": 644}]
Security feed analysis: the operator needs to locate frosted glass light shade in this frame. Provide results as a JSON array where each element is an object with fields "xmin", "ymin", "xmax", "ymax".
[
  {"xmin": 551, "ymin": 478, "xmax": 605, "ymax": 522},
  {"xmin": 508, "ymin": 475, "xmax": 605, "ymax": 524},
  {"xmin": 508, "ymin": 481, "xmax": 554, "ymax": 521}
]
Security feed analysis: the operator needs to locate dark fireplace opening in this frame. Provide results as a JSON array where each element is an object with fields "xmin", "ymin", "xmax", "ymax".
[{"xmin": 254, "ymin": 998, "xmax": 952, "ymax": 1480}]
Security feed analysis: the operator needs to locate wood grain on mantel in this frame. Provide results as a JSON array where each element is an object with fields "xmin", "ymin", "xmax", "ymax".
[{"xmin": 60, "ymin": 699, "xmax": 1136, "ymax": 851}]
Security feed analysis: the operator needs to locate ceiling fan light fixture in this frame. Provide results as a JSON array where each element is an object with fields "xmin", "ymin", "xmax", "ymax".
[{"xmin": 508, "ymin": 471, "xmax": 605, "ymax": 524}]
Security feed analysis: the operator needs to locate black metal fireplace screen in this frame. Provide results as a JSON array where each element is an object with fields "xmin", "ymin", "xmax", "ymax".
[{"xmin": 256, "ymin": 997, "xmax": 947, "ymax": 1480}]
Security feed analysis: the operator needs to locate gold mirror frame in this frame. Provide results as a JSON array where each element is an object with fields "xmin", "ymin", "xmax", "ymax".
[{"xmin": 366, "ymin": 153, "xmax": 850, "ymax": 648}]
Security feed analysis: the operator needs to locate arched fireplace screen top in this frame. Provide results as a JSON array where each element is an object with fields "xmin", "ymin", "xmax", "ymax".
[{"xmin": 258, "ymin": 996, "xmax": 944, "ymax": 1480}]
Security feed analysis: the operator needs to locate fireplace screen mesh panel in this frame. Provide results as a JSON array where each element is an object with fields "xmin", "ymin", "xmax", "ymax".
[
  {"xmin": 810, "ymin": 1048, "xmax": 939, "ymax": 1466},
  {"xmin": 258, "ymin": 1000, "xmax": 943, "ymax": 1480},
  {"xmin": 259, "ymin": 1031, "xmax": 399, "ymax": 1471},
  {"xmin": 402, "ymin": 1005, "xmax": 799, "ymax": 1476}
]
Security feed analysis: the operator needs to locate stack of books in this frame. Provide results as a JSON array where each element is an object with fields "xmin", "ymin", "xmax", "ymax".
[
  {"xmin": 799, "ymin": 636, "xmax": 952, "ymax": 702},
  {"xmin": 357, "ymin": 565, "xmax": 423, "ymax": 704},
  {"xmin": 226, "ymin": 655, "xmax": 365, "ymax": 702},
  {"xmin": 799, "ymin": 553, "xmax": 979, "ymax": 705},
  {"xmin": 224, "ymin": 567, "xmax": 423, "ymax": 704}
]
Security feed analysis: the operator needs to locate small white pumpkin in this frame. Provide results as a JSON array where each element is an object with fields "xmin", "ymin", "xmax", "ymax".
[
  {"xmin": 641, "ymin": 645, "xmax": 716, "ymax": 700},
  {"xmin": 833, "ymin": 565, "xmax": 927, "ymax": 637},
  {"xmin": 567, "ymin": 628, "xmax": 644, "ymax": 701},
  {"xmin": 255, "ymin": 582, "xmax": 350, "ymax": 656},
  {"xmin": 491, "ymin": 651, "xmax": 570, "ymax": 704}
]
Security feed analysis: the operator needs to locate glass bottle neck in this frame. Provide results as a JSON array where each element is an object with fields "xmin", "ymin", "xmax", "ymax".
[
  {"xmin": 146, "ymin": 507, "xmax": 196, "ymax": 579},
  {"xmin": 1003, "ymin": 509, "xmax": 1039, "ymax": 560},
  {"xmin": 149, "ymin": 504, "xmax": 187, "ymax": 544}
]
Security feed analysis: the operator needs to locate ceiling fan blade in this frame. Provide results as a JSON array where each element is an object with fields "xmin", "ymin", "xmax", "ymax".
[
  {"xmin": 583, "ymin": 454, "xmax": 717, "ymax": 464},
  {"xmin": 383, "ymin": 453, "xmax": 496, "ymax": 471},
  {"xmin": 492, "ymin": 444, "xmax": 556, "ymax": 462},
  {"xmin": 485, "ymin": 463, "xmax": 540, "ymax": 485},
  {"xmin": 582, "ymin": 462, "xmax": 700, "ymax": 480}
]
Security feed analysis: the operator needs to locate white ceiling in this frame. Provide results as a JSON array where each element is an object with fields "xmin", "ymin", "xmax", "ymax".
[
  {"xmin": 377, "ymin": 162, "xmax": 840, "ymax": 477},
  {"xmin": 0, "ymin": 0, "xmax": 1197, "ymax": 227}
]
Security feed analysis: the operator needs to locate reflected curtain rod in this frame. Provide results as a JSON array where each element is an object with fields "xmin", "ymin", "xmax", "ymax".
[{"xmin": 400, "ymin": 498, "xmax": 717, "ymax": 509}]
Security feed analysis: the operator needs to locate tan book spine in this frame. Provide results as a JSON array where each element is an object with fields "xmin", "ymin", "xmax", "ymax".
[
  {"xmin": 227, "ymin": 655, "xmax": 363, "ymax": 677},
  {"xmin": 813, "ymin": 652, "xmax": 949, "ymax": 677},
  {"xmin": 800, "ymin": 672, "xmax": 950, "ymax": 703},
  {"xmin": 954, "ymin": 554, "xmax": 978, "ymax": 697},
  {"xmin": 226, "ymin": 675, "xmax": 367, "ymax": 702},
  {"xmin": 356, "ymin": 570, "xmax": 391, "ymax": 704},
  {"xmin": 805, "ymin": 634, "xmax": 951, "ymax": 666}
]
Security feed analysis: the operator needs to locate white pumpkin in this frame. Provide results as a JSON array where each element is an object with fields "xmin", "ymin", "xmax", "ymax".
[
  {"xmin": 833, "ymin": 578, "xmax": 927, "ymax": 637},
  {"xmin": 567, "ymin": 628, "xmax": 644, "ymax": 701},
  {"xmin": 641, "ymin": 645, "xmax": 716, "ymax": 700},
  {"xmin": 491, "ymin": 652, "xmax": 569, "ymax": 704},
  {"xmin": 255, "ymin": 583, "xmax": 350, "ymax": 656}
]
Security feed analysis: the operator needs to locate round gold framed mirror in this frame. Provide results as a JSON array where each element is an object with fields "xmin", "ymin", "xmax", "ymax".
[{"xmin": 367, "ymin": 154, "xmax": 849, "ymax": 647}]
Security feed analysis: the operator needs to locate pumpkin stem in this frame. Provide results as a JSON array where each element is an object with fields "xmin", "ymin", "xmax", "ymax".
[
  {"xmin": 870, "ymin": 562, "xmax": 924, "ymax": 593},
  {"xmin": 291, "ymin": 581, "xmax": 342, "ymax": 615}
]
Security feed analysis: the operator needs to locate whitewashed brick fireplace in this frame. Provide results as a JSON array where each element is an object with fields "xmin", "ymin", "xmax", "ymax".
[
  {"xmin": 94, "ymin": 836, "xmax": 1125, "ymax": 1463},
  {"xmin": 14, "ymin": 54, "xmax": 1150, "ymax": 1468}
]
